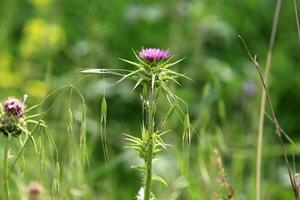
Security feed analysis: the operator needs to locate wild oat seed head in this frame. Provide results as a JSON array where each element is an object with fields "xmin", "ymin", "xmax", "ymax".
[
  {"xmin": 139, "ymin": 48, "xmax": 169, "ymax": 62},
  {"xmin": 3, "ymin": 97, "xmax": 25, "ymax": 118}
]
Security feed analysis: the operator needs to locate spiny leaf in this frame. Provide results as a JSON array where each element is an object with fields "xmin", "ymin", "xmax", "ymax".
[
  {"xmin": 156, "ymin": 55, "xmax": 175, "ymax": 68},
  {"xmin": 124, "ymin": 145, "xmax": 141, "ymax": 150},
  {"xmin": 164, "ymin": 76, "xmax": 182, "ymax": 86},
  {"xmin": 158, "ymin": 130, "xmax": 171, "ymax": 137},
  {"xmin": 119, "ymin": 58, "xmax": 144, "ymax": 69},
  {"xmin": 123, "ymin": 137, "xmax": 143, "ymax": 145},
  {"xmin": 163, "ymin": 57, "xmax": 185, "ymax": 69},
  {"xmin": 131, "ymin": 48, "xmax": 150, "ymax": 67},
  {"xmin": 166, "ymin": 70, "xmax": 192, "ymax": 80},
  {"xmin": 122, "ymin": 133, "xmax": 143, "ymax": 142},
  {"xmin": 131, "ymin": 78, "xmax": 144, "ymax": 93},
  {"xmin": 114, "ymin": 69, "xmax": 144, "ymax": 85}
]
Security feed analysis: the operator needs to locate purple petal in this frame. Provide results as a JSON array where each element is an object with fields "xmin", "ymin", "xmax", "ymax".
[{"xmin": 138, "ymin": 48, "xmax": 170, "ymax": 62}]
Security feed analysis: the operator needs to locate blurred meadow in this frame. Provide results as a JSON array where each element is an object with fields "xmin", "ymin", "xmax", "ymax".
[{"xmin": 0, "ymin": 0, "xmax": 300, "ymax": 199}]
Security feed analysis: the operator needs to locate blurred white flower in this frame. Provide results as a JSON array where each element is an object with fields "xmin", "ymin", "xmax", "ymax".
[{"xmin": 124, "ymin": 4, "xmax": 165, "ymax": 23}]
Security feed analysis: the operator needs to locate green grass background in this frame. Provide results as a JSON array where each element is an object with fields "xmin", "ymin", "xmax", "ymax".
[{"xmin": 0, "ymin": 0, "xmax": 300, "ymax": 199}]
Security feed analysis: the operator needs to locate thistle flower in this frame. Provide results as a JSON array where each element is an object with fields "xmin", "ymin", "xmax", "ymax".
[
  {"xmin": 0, "ymin": 97, "xmax": 26, "ymax": 137},
  {"xmin": 3, "ymin": 97, "xmax": 25, "ymax": 118},
  {"xmin": 79, "ymin": 48, "xmax": 188, "ymax": 200},
  {"xmin": 243, "ymin": 80, "xmax": 257, "ymax": 97},
  {"xmin": 139, "ymin": 48, "xmax": 169, "ymax": 62}
]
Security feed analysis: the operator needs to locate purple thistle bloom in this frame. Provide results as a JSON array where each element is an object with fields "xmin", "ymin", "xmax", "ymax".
[
  {"xmin": 3, "ymin": 97, "xmax": 25, "ymax": 118},
  {"xmin": 243, "ymin": 80, "xmax": 257, "ymax": 97},
  {"xmin": 139, "ymin": 48, "xmax": 169, "ymax": 62}
]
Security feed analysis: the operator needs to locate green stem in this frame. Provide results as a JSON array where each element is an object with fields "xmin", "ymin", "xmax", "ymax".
[
  {"xmin": 144, "ymin": 84, "xmax": 155, "ymax": 200},
  {"xmin": 255, "ymin": 1, "xmax": 281, "ymax": 199},
  {"xmin": 3, "ymin": 136, "xmax": 10, "ymax": 200},
  {"xmin": 144, "ymin": 135, "xmax": 153, "ymax": 200}
]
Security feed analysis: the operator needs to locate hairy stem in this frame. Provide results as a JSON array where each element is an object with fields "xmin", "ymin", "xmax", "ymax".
[
  {"xmin": 144, "ymin": 135, "xmax": 153, "ymax": 200},
  {"xmin": 256, "ymin": 1, "xmax": 281, "ymax": 200},
  {"xmin": 144, "ymin": 84, "xmax": 156, "ymax": 200},
  {"xmin": 3, "ymin": 137, "xmax": 10, "ymax": 200}
]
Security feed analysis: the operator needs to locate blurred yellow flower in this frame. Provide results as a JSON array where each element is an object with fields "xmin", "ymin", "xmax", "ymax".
[
  {"xmin": 20, "ymin": 18, "xmax": 65, "ymax": 58},
  {"xmin": 0, "ymin": 72, "xmax": 20, "ymax": 88},
  {"xmin": 0, "ymin": 53, "xmax": 12, "ymax": 71},
  {"xmin": 31, "ymin": 0, "xmax": 52, "ymax": 8},
  {"xmin": 25, "ymin": 80, "xmax": 48, "ymax": 97}
]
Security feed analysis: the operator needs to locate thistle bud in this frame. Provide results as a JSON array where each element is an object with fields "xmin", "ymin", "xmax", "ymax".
[
  {"xmin": 0, "ymin": 97, "xmax": 26, "ymax": 137},
  {"xmin": 3, "ymin": 97, "xmax": 25, "ymax": 117}
]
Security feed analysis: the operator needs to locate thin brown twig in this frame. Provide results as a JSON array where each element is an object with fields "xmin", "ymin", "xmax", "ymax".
[
  {"xmin": 265, "ymin": 111, "xmax": 300, "ymax": 151},
  {"xmin": 239, "ymin": 35, "xmax": 299, "ymax": 199}
]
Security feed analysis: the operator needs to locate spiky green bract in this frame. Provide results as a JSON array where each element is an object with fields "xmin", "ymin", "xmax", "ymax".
[
  {"xmin": 118, "ymin": 53, "xmax": 188, "ymax": 94},
  {"xmin": 79, "ymin": 51, "xmax": 188, "ymax": 96},
  {"xmin": 123, "ymin": 129, "xmax": 169, "ymax": 161}
]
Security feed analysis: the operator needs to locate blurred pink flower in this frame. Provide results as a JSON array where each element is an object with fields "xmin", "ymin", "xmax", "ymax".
[{"xmin": 28, "ymin": 181, "xmax": 43, "ymax": 198}]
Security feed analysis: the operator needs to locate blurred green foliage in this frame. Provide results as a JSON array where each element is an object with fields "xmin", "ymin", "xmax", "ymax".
[{"xmin": 0, "ymin": 0, "xmax": 300, "ymax": 199}]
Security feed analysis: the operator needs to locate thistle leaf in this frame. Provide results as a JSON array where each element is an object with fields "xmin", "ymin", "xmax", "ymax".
[
  {"xmin": 166, "ymin": 70, "xmax": 192, "ymax": 80},
  {"xmin": 156, "ymin": 55, "xmax": 174, "ymax": 68},
  {"xmin": 114, "ymin": 69, "xmax": 144, "ymax": 85},
  {"xmin": 122, "ymin": 133, "xmax": 143, "ymax": 143},
  {"xmin": 119, "ymin": 58, "xmax": 143, "ymax": 69},
  {"xmin": 131, "ymin": 78, "xmax": 144, "ymax": 93},
  {"xmin": 163, "ymin": 57, "xmax": 185, "ymax": 68}
]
